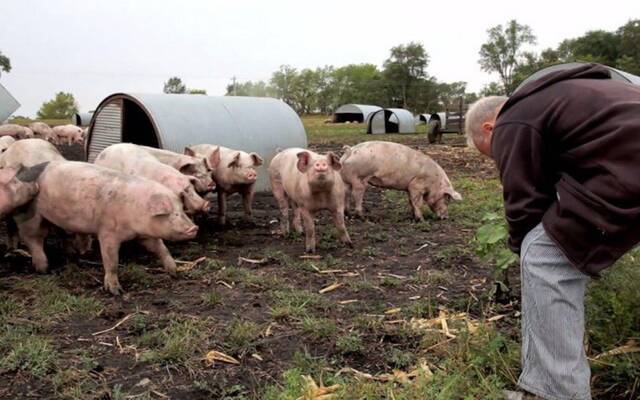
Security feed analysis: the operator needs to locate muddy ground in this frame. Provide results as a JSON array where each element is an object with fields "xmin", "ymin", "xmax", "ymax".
[{"xmin": 0, "ymin": 137, "xmax": 515, "ymax": 399}]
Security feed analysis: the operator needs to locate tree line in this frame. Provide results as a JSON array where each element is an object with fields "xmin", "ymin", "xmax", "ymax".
[{"xmin": 1, "ymin": 18, "xmax": 639, "ymax": 119}]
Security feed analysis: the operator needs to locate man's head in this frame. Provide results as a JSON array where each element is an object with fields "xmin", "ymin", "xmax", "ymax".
[{"xmin": 464, "ymin": 96, "xmax": 508, "ymax": 157}]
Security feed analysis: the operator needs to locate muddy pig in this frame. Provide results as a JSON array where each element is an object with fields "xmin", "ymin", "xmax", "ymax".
[
  {"xmin": 52, "ymin": 124, "xmax": 84, "ymax": 145},
  {"xmin": 138, "ymin": 146, "xmax": 216, "ymax": 193},
  {"xmin": 269, "ymin": 148, "xmax": 351, "ymax": 253},
  {"xmin": 28, "ymin": 122, "xmax": 56, "ymax": 143},
  {"xmin": 186, "ymin": 145, "xmax": 262, "ymax": 225},
  {"xmin": 0, "ymin": 124, "xmax": 34, "ymax": 139},
  {"xmin": 16, "ymin": 161, "xmax": 198, "ymax": 295},
  {"xmin": 340, "ymin": 141, "xmax": 462, "ymax": 221},
  {"xmin": 95, "ymin": 143, "xmax": 210, "ymax": 215}
]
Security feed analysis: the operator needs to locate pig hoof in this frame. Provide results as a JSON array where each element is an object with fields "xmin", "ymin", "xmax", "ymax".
[
  {"xmin": 344, "ymin": 240, "xmax": 354, "ymax": 248},
  {"xmin": 106, "ymin": 284, "xmax": 124, "ymax": 296},
  {"xmin": 305, "ymin": 247, "xmax": 316, "ymax": 254},
  {"xmin": 34, "ymin": 264, "xmax": 49, "ymax": 274}
]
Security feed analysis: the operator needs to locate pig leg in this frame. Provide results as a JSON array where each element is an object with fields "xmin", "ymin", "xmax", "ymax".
[
  {"xmin": 217, "ymin": 191, "xmax": 227, "ymax": 225},
  {"xmin": 343, "ymin": 181, "xmax": 353, "ymax": 214},
  {"xmin": 17, "ymin": 214, "xmax": 49, "ymax": 273},
  {"xmin": 351, "ymin": 179, "xmax": 367, "ymax": 218},
  {"xmin": 300, "ymin": 208, "xmax": 316, "ymax": 253},
  {"xmin": 5, "ymin": 216, "xmax": 19, "ymax": 250},
  {"xmin": 292, "ymin": 205, "xmax": 303, "ymax": 233},
  {"xmin": 271, "ymin": 178, "xmax": 291, "ymax": 235},
  {"xmin": 332, "ymin": 207, "xmax": 352, "ymax": 247},
  {"xmin": 139, "ymin": 238, "xmax": 177, "ymax": 277},
  {"xmin": 98, "ymin": 234, "xmax": 123, "ymax": 295},
  {"xmin": 408, "ymin": 179, "xmax": 426, "ymax": 222},
  {"xmin": 241, "ymin": 185, "xmax": 256, "ymax": 222}
]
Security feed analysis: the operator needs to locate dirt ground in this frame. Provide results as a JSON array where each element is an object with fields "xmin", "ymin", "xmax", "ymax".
[{"xmin": 0, "ymin": 137, "xmax": 516, "ymax": 399}]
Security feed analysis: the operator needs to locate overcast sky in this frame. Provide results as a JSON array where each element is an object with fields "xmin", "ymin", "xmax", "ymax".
[{"xmin": 1, "ymin": 0, "xmax": 639, "ymax": 117}]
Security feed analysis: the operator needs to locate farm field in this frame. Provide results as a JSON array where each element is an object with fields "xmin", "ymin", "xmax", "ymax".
[{"xmin": 0, "ymin": 117, "xmax": 637, "ymax": 399}]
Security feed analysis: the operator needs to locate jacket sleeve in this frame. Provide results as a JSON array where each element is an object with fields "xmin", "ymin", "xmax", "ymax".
[{"xmin": 492, "ymin": 123, "xmax": 555, "ymax": 254}]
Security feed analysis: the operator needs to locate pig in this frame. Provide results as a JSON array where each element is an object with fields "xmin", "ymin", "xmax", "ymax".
[
  {"xmin": 95, "ymin": 143, "xmax": 210, "ymax": 215},
  {"xmin": 0, "ymin": 138, "xmax": 65, "ymax": 169},
  {"xmin": 186, "ymin": 145, "xmax": 262, "ymax": 225},
  {"xmin": 0, "ymin": 139, "xmax": 66, "ymax": 250},
  {"xmin": 268, "ymin": 148, "xmax": 351, "ymax": 253},
  {"xmin": 0, "ymin": 124, "xmax": 34, "ymax": 139},
  {"xmin": 137, "ymin": 146, "xmax": 216, "ymax": 193},
  {"xmin": 0, "ymin": 165, "xmax": 40, "ymax": 216},
  {"xmin": 28, "ymin": 122, "xmax": 56, "ymax": 143},
  {"xmin": 340, "ymin": 141, "xmax": 462, "ymax": 221},
  {"xmin": 52, "ymin": 124, "xmax": 84, "ymax": 145},
  {"xmin": 0, "ymin": 136, "xmax": 16, "ymax": 153},
  {"xmin": 16, "ymin": 161, "xmax": 198, "ymax": 295}
]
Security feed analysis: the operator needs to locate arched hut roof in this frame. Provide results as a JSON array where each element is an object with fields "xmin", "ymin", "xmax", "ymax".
[
  {"xmin": 86, "ymin": 93, "xmax": 307, "ymax": 191},
  {"xmin": 333, "ymin": 104, "xmax": 382, "ymax": 123},
  {"xmin": 367, "ymin": 108, "xmax": 415, "ymax": 134}
]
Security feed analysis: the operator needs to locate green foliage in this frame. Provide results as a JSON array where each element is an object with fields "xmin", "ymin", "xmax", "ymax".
[
  {"xmin": 0, "ymin": 50, "xmax": 11, "ymax": 76},
  {"xmin": 188, "ymin": 88, "xmax": 207, "ymax": 95},
  {"xmin": 479, "ymin": 19, "xmax": 537, "ymax": 94},
  {"xmin": 0, "ymin": 334, "xmax": 57, "ymax": 377},
  {"xmin": 474, "ymin": 212, "xmax": 518, "ymax": 288},
  {"xmin": 163, "ymin": 76, "xmax": 186, "ymax": 94},
  {"xmin": 36, "ymin": 92, "xmax": 79, "ymax": 119},
  {"xmin": 336, "ymin": 331, "xmax": 364, "ymax": 354}
]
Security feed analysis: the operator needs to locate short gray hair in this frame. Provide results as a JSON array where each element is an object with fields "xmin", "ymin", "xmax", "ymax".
[{"xmin": 465, "ymin": 96, "xmax": 507, "ymax": 149}]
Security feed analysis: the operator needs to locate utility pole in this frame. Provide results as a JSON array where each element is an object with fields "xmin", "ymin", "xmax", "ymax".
[{"xmin": 232, "ymin": 76, "xmax": 237, "ymax": 96}]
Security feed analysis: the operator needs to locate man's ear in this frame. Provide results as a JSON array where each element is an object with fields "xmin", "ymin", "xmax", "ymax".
[{"xmin": 481, "ymin": 121, "xmax": 494, "ymax": 135}]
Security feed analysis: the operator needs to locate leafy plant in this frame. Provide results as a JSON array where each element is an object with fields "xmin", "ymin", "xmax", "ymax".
[{"xmin": 474, "ymin": 212, "xmax": 518, "ymax": 294}]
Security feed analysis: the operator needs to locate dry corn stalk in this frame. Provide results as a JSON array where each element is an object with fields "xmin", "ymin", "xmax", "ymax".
[
  {"xmin": 319, "ymin": 282, "xmax": 342, "ymax": 294},
  {"xmin": 204, "ymin": 350, "xmax": 239, "ymax": 366},
  {"xmin": 296, "ymin": 375, "xmax": 340, "ymax": 400},
  {"xmin": 177, "ymin": 256, "xmax": 207, "ymax": 272},
  {"xmin": 594, "ymin": 343, "xmax": 640, "ymax": 359}
]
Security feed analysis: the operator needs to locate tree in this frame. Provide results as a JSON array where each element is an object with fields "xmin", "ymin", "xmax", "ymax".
[
  {"xmin": 480, "ymin": 82, "xmax": 505, "ymax": 96},
  {"xmin": 331, "ymin": 63, "xmax": 386, "ymax": 109},
  {"xmin": 557, "ymin": 30, "xmax": 620, "ymax": 66},
  {"xmin": 163, "ymin": 77, "xmax": 186, "ymax": 94},
  {"xmin": 37, "ymin": 92, "xmax": 79, "ymax": 119},
  {"xmin": 270, "ymin": 65, "xmax": 298, "ymax": 108},
  {"xmin": 0, "ymin": 51, "xmax": 10, "ymax": 78},
  {"xmin": 382, "ymin": 42, "xmax": 429, "ymax": 108},
  {"xmin": 479, "ymin": 20, "xmax": 537, "ymax": 94},
  {"xmin": 225, "ymin": 80, "xmax": 276, "ymax": 97},
  {"xmin": 617, "ymin": 19, "xmax": 640, "ymax": 75}
]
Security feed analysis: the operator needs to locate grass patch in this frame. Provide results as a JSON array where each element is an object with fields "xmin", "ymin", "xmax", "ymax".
[
  {"xmin": 336, "ymin": 331, "xmax": 364, "ymax": 354},
  {"xmin": 223, "ymin": 319, "xmax": 261, "ymax": 352},
  {"xmin": 139, "ymin": 317, "xmax": 209, "ymax": 366},
  {"xmin": 0, "ymin": 334, "xmax": 57, "ymax": 377},
  {"xmin": 269, "ymin": 289, "xmax": 323, "ymax": 321},
  {"xmin": 300, "ymin": 316, "xmax": 338, "ymax": 341}
]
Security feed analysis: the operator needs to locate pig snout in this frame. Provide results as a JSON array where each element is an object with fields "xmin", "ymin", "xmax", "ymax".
[
  {"xmin": 246, "ymin": 170, "xmax": 257, "ymax": 182},
  {"xmin": 314, "ymin": 161, "xmax": 329, "ymax": 172},
  {"xmin": 185, "ymin": 224, "xmax": 199, "ymax": 238}
]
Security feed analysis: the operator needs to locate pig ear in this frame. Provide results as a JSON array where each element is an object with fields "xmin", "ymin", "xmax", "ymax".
[
  {"xmin": 183, "ymin": 146, "xmax": 196, "ymax": 157},
  {"xmin": 148, "ymin": 193, "xmax": 174, "ymax": 216},
  {"xmin": 250, "ymin": 152, "xmax": 263, "ymax": 167},
  {"xmin": 227, "ymin": 152, "xmax": 241, "ymax": 168},
  {"xmin": 178, "ymin": 161, "xmax": 197, "ymax": 175},
  {"xmin": 208, "ymin": 147, "xmax": 221, "ymax": 169},
  {"xmin": 444, "ymin": 189, "xmax": 462, "ymax": 202},
  {"xmin": 327, "ymin": 152, "xmax": 342, "ymax": 171},
  {"xmin": 296, "ymin": 151, "xmax": 311, "ymax": 173}
]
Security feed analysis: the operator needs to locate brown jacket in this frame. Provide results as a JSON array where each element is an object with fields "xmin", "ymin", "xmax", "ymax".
[{"xmin": 492, "ymin": 63, "xmax": 640, "ymax": 275}]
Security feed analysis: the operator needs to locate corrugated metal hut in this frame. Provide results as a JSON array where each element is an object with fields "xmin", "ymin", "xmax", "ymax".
[
  {"xmin": 85, "ymin": 93, "xmax": 307, "ymax": 191},
  {"xmin": 367, "ymin": 108, "xmax": 415, "ymax": 134},
  {"xmin": 0, "ymin": 82, "xmax": 20, "ymax": 123},
  {"xmin": 333, "ymin": 104, "xmax": 382, "ymax": 123},
  {"xmin": 514, "ymin": 62, "xmax": 640, "ymax": 94},
  {"xmin": 74, "ymin": 112, "xmax": 94, "ymax": 127}
]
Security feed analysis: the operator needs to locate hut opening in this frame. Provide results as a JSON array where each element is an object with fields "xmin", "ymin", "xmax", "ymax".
[
  {"xmin": 121, "ymin": 99, "xmax": 158, "ymax": 147},
  {"xmin": 333, "ymin": 104, "xmax": 382, "ymax": 123},
  {"xmin": 367, "ymin": 108, "xmax": 415, "ymax": 134},
  {"xmin": 87, "ymin": 93, "xmax": 307, "ymax": 191}
]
